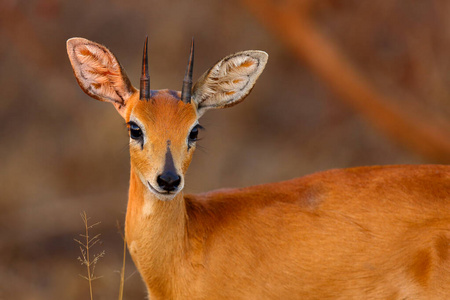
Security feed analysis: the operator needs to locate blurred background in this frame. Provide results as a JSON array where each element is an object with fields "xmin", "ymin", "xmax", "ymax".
[{"xmin": 1, "ymin": 0, "xmax": 449, "ymax": 299}]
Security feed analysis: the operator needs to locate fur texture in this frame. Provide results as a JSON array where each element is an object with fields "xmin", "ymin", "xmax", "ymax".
[{"xmin": 67, "ymin": 38, "xmax": 450, "ymax": 299}]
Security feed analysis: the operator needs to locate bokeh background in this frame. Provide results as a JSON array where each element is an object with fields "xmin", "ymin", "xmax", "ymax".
[{"xmin": 1, "ymin": 0, "xmax": 449, "ymax": 299}]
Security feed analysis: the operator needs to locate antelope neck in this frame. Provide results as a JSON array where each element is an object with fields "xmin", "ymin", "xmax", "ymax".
[{"xmin": 126, "ymin": 167, "xmax": 188, "ymax": 248}]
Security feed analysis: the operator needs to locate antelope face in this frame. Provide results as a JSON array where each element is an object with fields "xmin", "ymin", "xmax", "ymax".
[
  {"xmin": 126, "ymin": 91, "xmax": 199, "ymax": 200},
  {"xmin": 67, "ymin": 37, "xmax": 268, "ymax": 201}
]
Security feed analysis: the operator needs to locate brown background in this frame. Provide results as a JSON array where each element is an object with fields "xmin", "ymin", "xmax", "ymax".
[{"xmin": 1, "ymin": 0, "xmax": 449, "ymax": 299}]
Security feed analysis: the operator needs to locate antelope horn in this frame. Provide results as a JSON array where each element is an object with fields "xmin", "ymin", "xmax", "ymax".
[
  {"xmin": 140, "ymin": 36, "xmax": 150, "ymax": 100},
  {"xmin": 181, "ymin": 38, "xmax": 194, "ymax": 103}
]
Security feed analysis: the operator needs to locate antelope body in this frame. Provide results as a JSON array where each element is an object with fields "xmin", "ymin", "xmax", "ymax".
[{"xmin": 67, "ymin": 37, "xmax": 450, "ymax": 299}]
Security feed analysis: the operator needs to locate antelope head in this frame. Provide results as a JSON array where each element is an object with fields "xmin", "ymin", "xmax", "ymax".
[{"xmin": 66, "ymin": 37, "xmax": 268, "ymax": 201}]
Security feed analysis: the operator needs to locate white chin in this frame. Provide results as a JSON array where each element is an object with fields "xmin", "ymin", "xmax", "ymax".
[{"xmin": 152, "ymin": 191, "xmax": 177, "ymax": 201}]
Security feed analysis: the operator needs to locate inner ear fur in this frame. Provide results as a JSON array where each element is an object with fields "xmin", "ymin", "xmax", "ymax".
[
  {"xmin": 66, "ymin": 38, "xmax": 136, "ymax": 116},
  {"xmin": 192, "ymin": 50, "xmax": 268, "ymax": 116}
]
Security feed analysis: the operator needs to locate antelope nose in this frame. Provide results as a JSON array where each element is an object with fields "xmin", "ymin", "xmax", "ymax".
[{"xmin": 157, "ymin": 171, "xmax": 181, "ymax": 192}]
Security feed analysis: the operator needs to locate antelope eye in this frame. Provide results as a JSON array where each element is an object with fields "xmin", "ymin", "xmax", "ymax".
[
  {"xmin": 188, "ymin": 124, "xmax": 203, "ymax": 145},
  {"xmin": 189, "ymin": 126, "xmax": 199, "ymax": 142},
  {"xmin": 128, "ymin": 122, "xmax": 143, "ymax": 140}
]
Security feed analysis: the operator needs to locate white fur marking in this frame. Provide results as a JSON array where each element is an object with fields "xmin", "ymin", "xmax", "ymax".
[
  {"xmin": 128, "ymin": 241, "xmax": 138, "ymax": 256},
  {"xmin": 142, "ymin": 199, "xmax": 156, "ymax": 217}
]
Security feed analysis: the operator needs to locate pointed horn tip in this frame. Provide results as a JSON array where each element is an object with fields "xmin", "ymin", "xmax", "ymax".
[
  {"xmin": 140, "ymin": 36, "xmax": 150, "ymax": 100},
  {"xmin": 187, "ymin": 38, "xmax": 194, "ymax": 70},
  {"xmin": 141, "ymin": 36, "xmax": 149, "ymax": 77},
  {"xmin": 190, "ymin": 37, "xmax": 194, "ymax": 55},
  {"xmin": 181, "ymin": 38, "xmax": 195, "ymax": 103}
]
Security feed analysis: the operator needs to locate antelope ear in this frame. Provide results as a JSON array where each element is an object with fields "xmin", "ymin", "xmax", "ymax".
[
  {"xmin": 192, "ymin": 51, "xmax": 268, "ymax": 117},
  {"xmin": 66, "ymin": 38, "xmax": 137, "ymax": 118}
]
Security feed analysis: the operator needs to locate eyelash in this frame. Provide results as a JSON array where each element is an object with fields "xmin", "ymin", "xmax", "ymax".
[
  {"xmin": 188, "ymin": 124, "xmax": 204, "ymax": 147},
  {"xmin": 127, "ymin": 121, "xmax": 143, "ymax": 141}
]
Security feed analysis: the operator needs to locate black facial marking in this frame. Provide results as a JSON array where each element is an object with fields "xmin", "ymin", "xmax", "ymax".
[
  {"xmin": 164, "ymin": 143, "xmax": 176, "ymax": 174},
  {"xmin": 169, "ymin": 89, "xmax": 181, "ymax": 100},
  {"xmin": 156, "ymin": 142, "xmax": 181, "ymax": 192},
  {"xmin": 150, "ymin": 90, "xmax": 159, "ymax": 98}
]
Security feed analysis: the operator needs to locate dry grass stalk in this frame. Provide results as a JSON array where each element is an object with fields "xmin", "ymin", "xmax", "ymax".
[
  {"xmin": 117, "ymin": 221, "xmax": 127, "ymax": 300},
  {"xmin": 74, "ymin": 211, "xmax": 105, "ymax": 300}
]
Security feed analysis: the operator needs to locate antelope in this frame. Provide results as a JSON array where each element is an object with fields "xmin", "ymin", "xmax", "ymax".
[{"xmin": 67, "ymin": 36, "xmax": 450, "ymax": 299}]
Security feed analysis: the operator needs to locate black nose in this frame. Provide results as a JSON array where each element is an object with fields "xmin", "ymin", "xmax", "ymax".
[{"xmin": 157, "ymin": 171, "xmax": 181, "ymax": 192}]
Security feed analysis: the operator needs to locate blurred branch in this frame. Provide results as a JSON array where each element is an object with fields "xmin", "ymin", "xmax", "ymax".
[{"xmin": 242, "ymin": 0, "xmax": 450, "ymax": 162}]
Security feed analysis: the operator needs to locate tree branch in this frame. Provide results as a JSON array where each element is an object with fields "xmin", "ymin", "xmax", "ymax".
[{"xmin": 242, "ymin": 0, "xmax": 450, "ymax": 162}]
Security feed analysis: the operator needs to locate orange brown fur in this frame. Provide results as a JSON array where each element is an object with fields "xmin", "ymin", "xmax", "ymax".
[
  {"xmin": 124, "ymin": 91, "xmax": 450, "ymax": 299},
  {"xmin": 66, "ymin": 38, "xmax": 450, "ymax": 299},
  {"xmin": 126, "ymin": 155, "xmax": 450, "ymax": 299}
]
